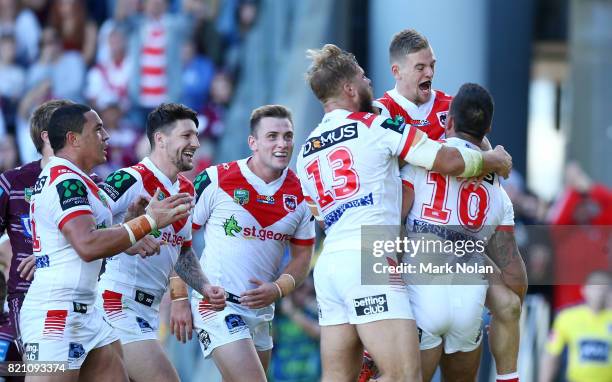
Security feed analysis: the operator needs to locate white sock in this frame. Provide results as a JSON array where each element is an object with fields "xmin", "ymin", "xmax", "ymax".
[{"xmin": 497, "ymin": 372, "xmax": 519, "ymax": 380}]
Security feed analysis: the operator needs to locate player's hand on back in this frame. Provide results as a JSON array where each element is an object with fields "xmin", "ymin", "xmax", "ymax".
[
  {"xmin": 145, "ymin": 188, "xmax": 193, "ymax": 229},
  {"xmin": 17, "ymin": 254, "xmax": 36, "ymax": 281},
  {"xmin": 482, "ymin": 145, "xmax": 512, "ymax": 178},
  {"xmin": 240, "ymin": 278, "xmax": 282, "ymax": 309}
]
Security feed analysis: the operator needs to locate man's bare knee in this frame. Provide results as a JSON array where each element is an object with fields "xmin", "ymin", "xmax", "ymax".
[{"xmin": 493, "ymin": 291, "xmax": 521, "ymax": 322}]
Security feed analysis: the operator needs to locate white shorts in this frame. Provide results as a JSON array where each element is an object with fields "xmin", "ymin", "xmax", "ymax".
[
  {"xmin": 20, "ymin": 304, "xmax": 118, "ymax": 370},
  {"xmin": 314, "ymin": 250, "xmax": 413, "ymax": 326},
  {"xmin": 408, "ymin": 284, "xmax": 487, "ymax": 353},
  {"xmin": 96, "ymin": 281, "xmax": 161, "ymax": 345},
  {"xmin": 191, "ymin": 297, "xmax": 273, "ymax": 359}
]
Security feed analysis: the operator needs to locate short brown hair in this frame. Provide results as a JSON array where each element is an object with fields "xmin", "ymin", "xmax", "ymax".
[
  {"xmin": 146, "ymin": 103, "xmax": 199, "ymax": 148},
  {"xmin": 389, "ymin": 29, "xmax": 429, "ymax": 63},
  {"xmin": 249, "ymin": 105, "xmax": 293, "ymax": 135},
  {"xmin": 30, "ymin": 99, "xmax": 74, "ymax": 154},
  {"xmin": 305, "ymin": 44, "xmax": 360, "ymax": 103}
]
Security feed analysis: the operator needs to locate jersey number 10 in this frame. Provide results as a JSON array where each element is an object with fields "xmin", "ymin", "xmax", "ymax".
[{"xmin": 421, "ymin": 172, "xmax": 490, "ymax": 231}]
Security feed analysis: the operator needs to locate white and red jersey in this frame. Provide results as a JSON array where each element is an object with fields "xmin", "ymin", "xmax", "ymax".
[
  {"xmin": 98, "ymin": 157, "xmax": 194, "ymax": 302},
  {"xmin": 401, "ymin": 137, "xmax": 514, "ymax": 241},
  {"xmin": 23, "ymin": 157, "xmax": 113, "ymax": 309},
  {"xmin": 374, "ymin": 87, "xmax": 452, "ymax": 140},
  {"xmin": 192, "ymin": 158, "xmax": 314, "ymax": 300},
  {"xmin": 296, "ymin": 109, "xmax": 421, "ymax": 253}
]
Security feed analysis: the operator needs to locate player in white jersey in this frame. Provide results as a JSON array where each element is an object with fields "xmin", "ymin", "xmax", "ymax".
[
  {"xmin": 96, "ymin": 103, "xmax": 226, "ymax": 382},
  {"xmin": 400, "ymin": 83, "xmax": 527, "ymax": 381},
  {"xmin": 20, "ymin": 104, "xmax": 192, "ymax": 382},
  {"xmin": 191, "ymin": 105, "xmax": 315, "ymax": 382},
  {"xmin": 298, "ymin": 44, "xmax": 512, "ymax": 382},
  {"xmin": 362, "ymin": 29, "xmax": 524, "ymax": 382}
]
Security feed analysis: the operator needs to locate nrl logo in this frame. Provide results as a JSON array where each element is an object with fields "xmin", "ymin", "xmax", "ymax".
[
  {"xmin": 233, "ymin": 189, "xmax": 249, "ymax": 205},
  {"xmin": 24, "ymin": 187, "xmax": 33, "ymax": 203}
]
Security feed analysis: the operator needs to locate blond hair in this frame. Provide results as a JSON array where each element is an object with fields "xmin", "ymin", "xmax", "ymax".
[{"xmin": 305, "ymin": 44, "xmax": 360, "ymax": 103}]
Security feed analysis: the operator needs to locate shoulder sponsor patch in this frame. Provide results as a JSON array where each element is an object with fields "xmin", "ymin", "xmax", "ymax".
[
  {"xmin": 380, "ymin": 115, "xmax": 406, "ymax": 134},
  {"xmin": 302, "ymin": 123, "xmax": 358, "ymax": 157},
  {"xmin": 102, "ymin": 170, "xmax": 137, "ymax": 202},
  {"xmin": 56, "ymin": 179, "xmax": 89, "ymax": 211},
  {"xmin": 33, "ymin": 176, "xmax": 47, "ymax": 195},
  {"xmin": 194, "ymin": 170, "xmax": 212, "ymax": 202}
]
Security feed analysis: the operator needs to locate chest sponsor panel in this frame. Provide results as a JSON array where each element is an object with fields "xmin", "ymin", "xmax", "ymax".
[{"xmin": 222, "ymin": 214, "xmax": 291, "ymax": 242}]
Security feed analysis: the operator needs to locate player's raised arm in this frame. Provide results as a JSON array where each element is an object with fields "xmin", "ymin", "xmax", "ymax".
[
  {"xmin": 401, "ymin": 127, "xmax": 513, "ymax": 178},
  {"xmin": 62, "ymin": 189, "xmax": 191, "ymax": 262}
]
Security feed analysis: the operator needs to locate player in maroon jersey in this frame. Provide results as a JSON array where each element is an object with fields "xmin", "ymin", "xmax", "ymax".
[{"xmin": 0, "ymin": 100, "xmax": 74, "ymax": 360}]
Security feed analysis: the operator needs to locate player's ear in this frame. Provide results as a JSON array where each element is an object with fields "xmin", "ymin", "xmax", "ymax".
[
  {"xmin": 446, "ymin": 115, "xmax": 455, "ymax": 135},
  {"xmin": 342, "ymin": 81, "xmax": 355, "ymax": 98},
  {"xmin": 391, "ymin": 62, "xmax": 401, "ymax": 80},
  {"xmin": 248, "ymin": 134, "xmax": 257, "ymax": 151},
  {"xmin": 154, "ymin": 131, "xmax": 165, "ymax": 149}
]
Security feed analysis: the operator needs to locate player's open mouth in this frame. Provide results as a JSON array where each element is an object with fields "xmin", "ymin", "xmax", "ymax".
[
  {"xmin": 419, "ymin": 81, "xmax": 431, "ymax": 92},
  {"xmin": 273, "ymin": 152, "xmax": 288, "ymax": 158},
  {"xmin": 182, "ymin": 151, "xmax": 194, "ymax": 159}
]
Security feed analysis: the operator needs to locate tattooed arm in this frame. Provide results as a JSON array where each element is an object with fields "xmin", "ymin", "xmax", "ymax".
[
  {"xmin": 485, "ymin": 229, "xmax": 528, "ymax": 301},
  {"xmin": 174, "ymin": 247, "xmax": 225, "ymax": 309}
]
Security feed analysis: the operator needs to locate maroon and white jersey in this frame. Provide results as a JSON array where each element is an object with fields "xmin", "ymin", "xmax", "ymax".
[
  {"xmin": 0, "ymin": 160, "xmax": 41, "ymax": 301},
  {"xmin": 98, "ymin": 157, "xmax": 194, "ymax": 302},
  {"xmin": 192, "ymin": 159, "xmax": 314, "ymax": 302},
  {"xmin": 296, "ymin": 109, "xmax": 425, "ymax": 253},
  {"xmin": 23, "ymin": 157, "xmax": 113, "ymax": 309},
  {"xmin": 401, "ymin": 137, "xmax": 514, "ymax": 241},
  {"xmin": 374, "ymin": 87, "xmax": 452, "ymax": 140}
]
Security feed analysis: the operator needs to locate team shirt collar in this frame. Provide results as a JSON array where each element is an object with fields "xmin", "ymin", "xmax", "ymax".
[
  {"xmin": 445, "ymin": 137, "xmax": 481, "ymax": 151},
  {"xmin": 141, "ymin": 157, "xmax": 179, "ymax": 191},
  {"xmin": 48, "ymin": 156, "xmax": 90, "ymax": 178},
  {"xmin": 237, "ymin": 156, "xmax": 288, "ymax": 195},
  {"xmin": 322, "ymin": 108, "xmax": 352, "ymax": 123},
  {"xmin": 388, "ymin": 86, "xmax": 437, "ymax": 121}
]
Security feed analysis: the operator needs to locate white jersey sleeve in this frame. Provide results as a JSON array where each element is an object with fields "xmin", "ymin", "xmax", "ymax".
[
  {"xmin": 399, "ymin": 163, "xmax": 417, "ymax": 187},
  {"xmin": 289, "ymin": 201, "xmax": 315, "ymax": 245},
  {"xmin": 192, "ymin": 166, "xmax": 218, "ymax": 230}
]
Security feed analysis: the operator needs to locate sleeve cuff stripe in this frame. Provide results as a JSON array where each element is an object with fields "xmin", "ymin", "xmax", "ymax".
[
  {"xmin": 182, "ymin": 240, "xmax": 192, "ymax": 248},
  {"xmin": 496, "ymin": 225, "xmax": 514, "ymax": 232},
  {"xmin": 58, "ymin": 210, "xmax": 93, "ymax": 230},
  {"xmin": 402, "ymin": 179, "xmax": 414, "ymax": 190},
  {"xmin": 290, "ymin": 237, "xmax": 315, "ymax": 246},
  {"xmin": 400, "ymin": 126, "xmax": 418, "ymax": 159},
  {"xmin": 192, "ymin": 223, "xmax": 202, "ymax": 231}
]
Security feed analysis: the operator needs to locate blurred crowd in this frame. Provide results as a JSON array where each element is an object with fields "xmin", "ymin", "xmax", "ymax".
[{"xmin": 0, "ymin": 0, "xmax": 260, "ymax": 179}]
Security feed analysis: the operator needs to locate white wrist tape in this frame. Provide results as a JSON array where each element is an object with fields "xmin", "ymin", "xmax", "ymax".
[
  {"xmin": 404, "ymin": 133, "xmax": 442, "ymax": 170},
  {"xmin": 123, "ymin": 223, "xmax": 136, "ymax": 245},
  {"xmin": 143, "ymin": 214, "xmax": 157, "ymax": 231},
  {"xmin": 456, "ymin": 146, "xmax": 484, "ymax": 178}
]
